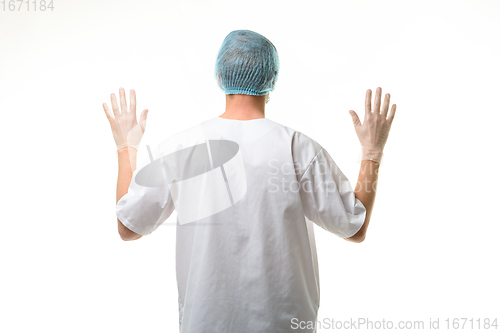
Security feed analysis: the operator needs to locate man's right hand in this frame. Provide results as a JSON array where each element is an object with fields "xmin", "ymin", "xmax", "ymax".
[{"xmin": 349, "ymin": 87, "xmax": 397, "ymax": 163}]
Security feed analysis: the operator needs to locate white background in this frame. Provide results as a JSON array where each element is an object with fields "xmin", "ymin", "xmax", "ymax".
[{"xmin": 1, "ymin": 0, "xmax": 499, "ymax": 332}]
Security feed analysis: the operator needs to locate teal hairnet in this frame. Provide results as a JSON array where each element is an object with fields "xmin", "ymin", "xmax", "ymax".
[{"xmin": 215, "ymin": 30, "xmax": 280, "ymax": 96}]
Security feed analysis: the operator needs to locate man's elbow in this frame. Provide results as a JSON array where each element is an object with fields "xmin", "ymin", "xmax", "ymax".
[
  {"xmin": 344, "ymin": 230, "xmax": 366, "ymax": 243},
  {"xmin": 120, "ymin": 233, "xmax": 142, "ymax": 241},
  {"xmin": 117, "ymin": 218, "xmax": 143, "ymax": 241}
]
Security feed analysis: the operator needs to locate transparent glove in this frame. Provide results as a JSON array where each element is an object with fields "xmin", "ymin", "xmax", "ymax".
[
  {"xmin": 103, "ymin": 87, "xmax": 148, "ymax": 151},
  {"xmin": 349, "ymin": 87, "xmax": 397, "ymax": 163}
]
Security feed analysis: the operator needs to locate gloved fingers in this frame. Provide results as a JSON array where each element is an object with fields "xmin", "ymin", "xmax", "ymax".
[
  {"xmin": 365, "ymin": 89, "xmax": 372, "ymax": 116},
  {"xmin": 110, "ymin": 93, "xmax": 120, "ymax": 116},
  {"xmin": 387, "ymin": 104, "xmax": 397, "ymax": 124},
  {"xmin": 119, "ymin": 87, "xmax": 128, "ymax": 114},
  {"xmin": 349, "ymin": 110, "xmax": 362, "ymax": 128},
  {"xmin": 130, "ymin": 89, "xmax": 137, "ymax": 114},
  {"xmin": 139, "ymin": 109, "xmax": 148, "ymax": 133},
  {"xmin": 103, "ymin": 102, "xmax": 115, "ymax": 126},
  {"xmin": 381, "ymin": 93, "xmax": 390, "ymax": 118},
  {"xmin": 373, "ymin": 87, "xmax": 382, "ymax": 115}
]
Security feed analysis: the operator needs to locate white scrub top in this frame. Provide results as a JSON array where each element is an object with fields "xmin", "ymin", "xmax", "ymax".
[{"xmin": 116, "ymin": 116, "xmax": 366, "ymax": 333}]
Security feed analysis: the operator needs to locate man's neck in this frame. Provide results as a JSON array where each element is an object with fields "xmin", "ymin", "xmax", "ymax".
[
  {"xmin": 220, "ymin": 94, "xmax": 267, "ymax": 120},
  {"xmin": 219, "ymin": 110, "xmax": 265, "ymax": 120}
]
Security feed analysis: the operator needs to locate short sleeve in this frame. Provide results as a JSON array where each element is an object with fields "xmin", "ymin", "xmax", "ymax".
[
  {"xmin": 116, "ymin": 167, "xmax": 175, "ymax": 236},
  {"xmin": 292, "ymin": 132, "xmax": 366, "ymax": 239}
]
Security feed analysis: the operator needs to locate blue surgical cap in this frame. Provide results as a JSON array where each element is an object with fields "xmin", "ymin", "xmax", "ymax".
[{"xmin": 215, "ymin": 30, "xmax": 280, "ymax": 96}]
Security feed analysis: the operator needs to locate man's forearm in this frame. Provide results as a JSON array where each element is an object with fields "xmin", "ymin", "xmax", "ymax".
[
  {"xmin": 116, "ymin": 147, "xmax": 137, "ymax": 204},
  {"xmin": 116, "ymin": 147, "xmax": 141, "ymax": 239},
  {"xmin": 347, "ymin": 160, "xmax": 380, "ymax": 241}
]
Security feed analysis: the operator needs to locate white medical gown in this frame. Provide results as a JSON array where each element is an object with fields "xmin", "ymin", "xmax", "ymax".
[{"xmin": 116, "ymin": 116, "xmax": 366, "ymax": 333}]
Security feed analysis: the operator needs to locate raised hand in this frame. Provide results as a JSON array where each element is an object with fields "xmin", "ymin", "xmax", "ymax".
[
  {"xmin": 349, "ymin": 87, "xmax": 396, "ymax": 163},
  {"xmin": 103, "ymin": 87, "xmax": 148, "ymax": 151}
]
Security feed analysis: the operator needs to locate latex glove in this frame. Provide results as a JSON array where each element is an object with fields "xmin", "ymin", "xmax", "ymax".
[
  {"xmin": 349, "ymin": 87, "xmax": 397, "ymax": 163},
  {"xmin": 103, "ymin": 87, "xmax": 148, "ymax": 151}
]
